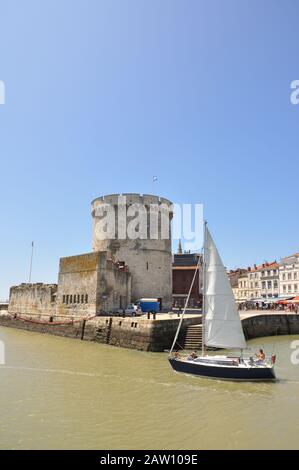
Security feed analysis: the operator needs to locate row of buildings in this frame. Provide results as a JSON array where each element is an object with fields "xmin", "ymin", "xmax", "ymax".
[
  {"xmin": 229, "ymin": 253, "xmax": 299, "ymax": 303},
  {"xmin": 172, "ymin": 250, "xmax": 299, "ymax": 307}
]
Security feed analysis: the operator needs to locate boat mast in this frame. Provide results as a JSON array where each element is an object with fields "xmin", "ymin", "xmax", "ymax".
[{"xmin": 201, "ymin": 221, "xmax": 207, "ymax": 357}]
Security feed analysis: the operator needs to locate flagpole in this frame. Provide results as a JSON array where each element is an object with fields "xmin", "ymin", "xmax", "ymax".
[
  {"xmin": 152, "ymin": 176, "xmax": 157, "ymax": 195},
  {"xmin": 29, "ymin": 241, "xmax": 34, "ymax": 283}
]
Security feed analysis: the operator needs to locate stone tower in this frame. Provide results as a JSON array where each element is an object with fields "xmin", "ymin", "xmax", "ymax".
[{"xmin": 91, "ymin": 193, "xmax": 173, "ymax": 310}]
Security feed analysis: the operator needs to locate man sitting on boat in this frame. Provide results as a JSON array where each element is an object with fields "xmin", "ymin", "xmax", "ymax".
[
  {"xmin": 187, "ymin": 351, "xmax": 198, "ymax": 361},
  {"xmin": 255, "ymin": 349, "xmax": 266, "ymax": 363}
]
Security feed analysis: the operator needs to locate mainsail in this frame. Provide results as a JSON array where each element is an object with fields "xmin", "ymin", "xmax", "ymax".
[{"xmin": 203, "ymin": 227, "xmax": 247, "ymax": 349}]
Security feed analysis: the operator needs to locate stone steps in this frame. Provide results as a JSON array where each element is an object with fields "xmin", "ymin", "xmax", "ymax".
[{"xmin": 183, "ymin": 324, "xmax": 202, "ymax": 350}]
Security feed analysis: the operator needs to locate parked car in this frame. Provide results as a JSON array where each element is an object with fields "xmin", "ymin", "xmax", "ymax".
[
  {"xmin": 124, "ymin": 304, "xmax": 142, "ymax": 316},
  {"xmin": 113, "ymin": 304, "xmax": 142, "ymax": 316}
]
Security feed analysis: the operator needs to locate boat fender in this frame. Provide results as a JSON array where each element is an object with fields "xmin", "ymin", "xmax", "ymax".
[{"xmin": 271, "ymin": 354, "xmax": 276, "ymax": 365}]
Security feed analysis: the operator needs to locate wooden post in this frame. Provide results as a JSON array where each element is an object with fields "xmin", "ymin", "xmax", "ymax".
[{"xmin": 81, "ymin": 319, "xmax": 86, "ymax": 340}]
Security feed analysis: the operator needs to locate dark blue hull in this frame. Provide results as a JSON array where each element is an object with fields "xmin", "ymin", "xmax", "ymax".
[{"xmin": 168, "ymin": 358, "xmax": 276, "ymax": 381}]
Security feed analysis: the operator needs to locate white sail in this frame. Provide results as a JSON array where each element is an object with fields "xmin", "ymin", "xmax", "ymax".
[{"xmin": 203, "ymin": 227, "xmax": 246, "ymax": 349}]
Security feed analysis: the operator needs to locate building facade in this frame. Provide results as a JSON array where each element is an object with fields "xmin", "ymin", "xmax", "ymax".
[
  {"xmin": 172, "ymin": 253, "xmax": 203, "ymax": 308},
  {"xmin": 260, "ymin": 262, "xmax": 279, "ymax": 299},
  {"xmin": 237, "ymin": 272, "xmax": 249, "ymax": 302},
  {"xmin": 56, "ymin": 252, "xmax": 131, "ymax": 316},
  {"xmin": 228, "ymin": 269, "xmax": 247, "ymax": 301},
  {"xmin": 279, "ymin": 253, "xmax": 299, "ymax": 298},
  {"xmin": 247, "ymin": 265, "xmax": 262, "ymax": 300}
]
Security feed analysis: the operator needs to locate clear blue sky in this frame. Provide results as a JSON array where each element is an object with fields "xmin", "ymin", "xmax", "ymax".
[{"xmin": 0, "ymin": 0, "xmax": 298, "ymax": 298}]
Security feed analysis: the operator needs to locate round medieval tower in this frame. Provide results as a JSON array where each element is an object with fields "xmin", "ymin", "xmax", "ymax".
[{"xmin": 91, "ymin": 193, "xmax": 173, "ymax": 310}]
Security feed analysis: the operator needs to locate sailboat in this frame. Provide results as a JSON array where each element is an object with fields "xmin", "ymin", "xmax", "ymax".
[{"xmin": 169, "ymin": 223, "xmax": 276, "ymax": 381}]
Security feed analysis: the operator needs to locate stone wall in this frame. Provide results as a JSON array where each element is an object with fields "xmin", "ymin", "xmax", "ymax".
[
  {"xmin": 0, "ymin": 312, "xmax": 199, "ymax": 352},
  {"xmin": 8, "ymin": 284, "xmax": 57, "ymax": 316},
  {"xmin": 242, "ymin": 314, "xmax": 299, "ymax": 339},
  {"xmin": 2, "ymin": 311, "xmax": 299, "ymax": 352},
  {"xmin": 55, "ymin": 251, "xmax": 131, "ymax": 316},
  {"xmin": 57, "ymin": 252, "xmax": 100, "ymax": 317},
  {"xmin": 0, "ymin": 312, "xmax": 84, "ymax": 339}
]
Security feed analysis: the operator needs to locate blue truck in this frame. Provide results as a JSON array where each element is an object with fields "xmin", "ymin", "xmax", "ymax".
[{"xmin": 136, "ymin": 298, "xmax": 160, "ymax": 313}]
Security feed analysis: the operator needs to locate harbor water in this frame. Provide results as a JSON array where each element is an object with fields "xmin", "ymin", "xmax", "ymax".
[{"xmin": 0, "ymin": 326, "xmax": 299, "ymax": 450}]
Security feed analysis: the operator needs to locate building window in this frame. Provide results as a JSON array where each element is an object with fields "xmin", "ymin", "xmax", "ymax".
[
  {"xmin": 267, "ymin": 281, "xmax": 272, "ymax": 289},
  {"xmin": 146, "ymin": 262, "xmax": 149, "ymax": 270},
  {"xmin": 294, "ymin": 284, "xmax": 298, "ymax": 292},
  {"xmin": 63, "ymin": 295, "xmax": 65, "ymax": 303},
  {"xmin": 274, "ymin": 281, "xmax": 278, "ymax": 288},
  {"xmin": 288, "ymin": 285, "xmax": 292, "ymax": 292},
  {"xmin": 85, "ymin": 294, "xmax": 88, "ymax": 303},
  {"xmin": 74, "ymin": 295, "xmax": 77, "ymax": 303},
  {"xmin": 81, "ymin": 294, "xmax": 84, "ymax": 303},
  {"xmin": 262, "ymin": 281, "xmax": 266, "ymax": 289},
  {"xmin": 283, "ymin": 285, "xmax": 286, "ymax": 292},
  {"xmin": 70, "ymin": 295, "xmax": 73, "ymax": 303},
  {"xmin": 294, "ymin": 273, "xmax": 297, "ymax": 280},
  {"xmin": 283, "ymin": 273, "xmax": 286, "ymax": 280},
  {"xmin": 77, "ymin": 294, "xmax": 80, "ymax": 303},
  {"xmin": 66, "ymin": 294, "xmax": 69, "ymax": 304}
]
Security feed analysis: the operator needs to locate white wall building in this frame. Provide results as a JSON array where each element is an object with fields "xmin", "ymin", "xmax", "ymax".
[
  {"xmin": 260, "ymin": 262, "xmax": 279, "ymax": 299},
  {"xmin": 247, "ymin": 265, "xmax": 262, "ymax": 300},
  {"xmin": 237, "ymin": 273, "xmax": 249, "ymax": 301},
  {"xmin": 279, "ymin": 253, "xmax": 299, "ymax": 298}
]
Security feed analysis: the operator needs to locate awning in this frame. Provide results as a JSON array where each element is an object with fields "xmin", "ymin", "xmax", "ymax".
[
  {"xmin": 278, "ymin": 296, "xmax": 295, "ymax": 300},
  {"xmin": 276, "ymin": 297, "xmax": 295, "ymax": 305},
  {"xmin": 287, "ymin": 296, "xmax": 299, "ymax": 304}
]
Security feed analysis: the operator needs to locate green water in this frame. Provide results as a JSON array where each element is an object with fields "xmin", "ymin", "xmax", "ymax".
[{"xmin": 0, "ymin": 326, "xmax": 299, "ymax": 450}]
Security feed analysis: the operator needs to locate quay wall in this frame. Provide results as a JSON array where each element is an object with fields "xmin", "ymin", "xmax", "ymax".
[
  {"xmin": 242, "ymin": 314, "xmax": 299, "ymax": 340},
  {"xmin": 1, "ymin": 311, "xmax": 299, "ymax": 352},
  {"xmin": 0, "ymin": 312, "xmax": 200, "ymax": 352}
]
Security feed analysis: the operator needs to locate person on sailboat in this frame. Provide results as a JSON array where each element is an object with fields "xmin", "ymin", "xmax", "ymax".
[
  {"xmin": 187, "ymin": 351, "xmax": 198, "ymax": 361},
  {"xmin": 256, "ymin": 349, "xmax": 265, "ymax": 363}
]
